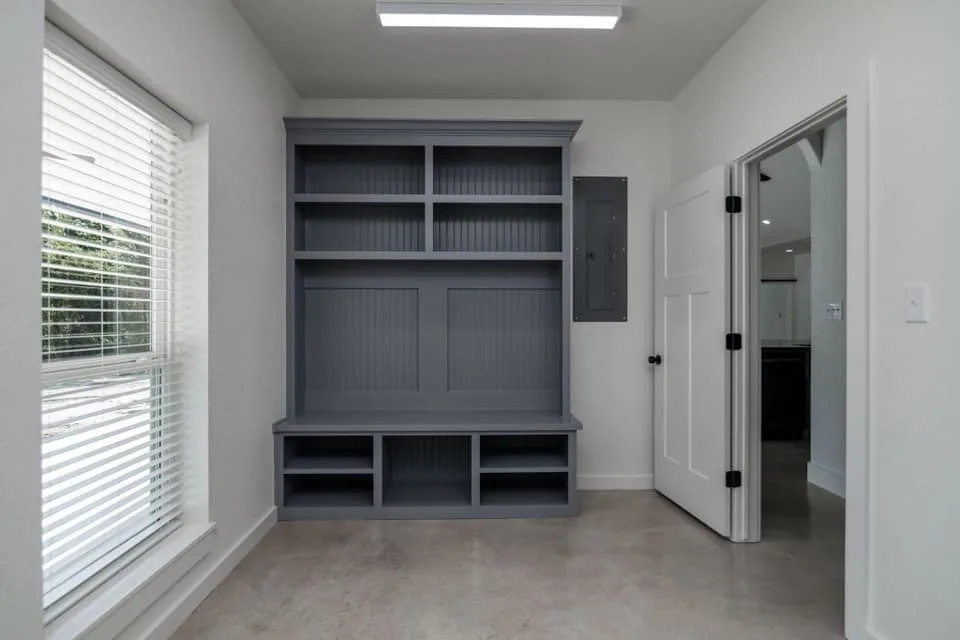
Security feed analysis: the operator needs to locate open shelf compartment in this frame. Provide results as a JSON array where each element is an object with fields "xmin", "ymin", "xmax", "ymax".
[
  {"xmin": 283, "ymin": 435, "xmax": 374, "ymax": 473},
  {"xmin": 434, "ymin": 203, "xmax": 561, "ymax": 252},
  {"xmin": 480, "ymin": 473, "xmax": 569, "ymax": 506},
  {"xmin": 296, "ymin": 145, "xmax": 425, "ymax": 195},
  {"xmin": 283, "ymin": 474, "xmax": 374, "ymax": 508},
  {"xmin": 296, "ymin": 203, "xmax": 425, "ymax": 252},
  {"xmin": 434, "ymin": 146, "xmax": 562, "ymax": 196},
  {"xmin": 383, "ymin": 435, "xmax": 472, "ymax": 507},
  {"xmin": 480, "ymin": 434, "xmax": 568, "ymax": 471}
]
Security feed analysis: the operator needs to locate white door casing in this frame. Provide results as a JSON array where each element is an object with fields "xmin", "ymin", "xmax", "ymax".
[{"xmin": 653, "ymin": 166, "xmax": 731, "ymax": 537}]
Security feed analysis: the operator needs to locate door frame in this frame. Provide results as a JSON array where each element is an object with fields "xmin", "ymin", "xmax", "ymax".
[{"xmin": 728, "ymin": 80, "xmax": 872, "ymax": 639}]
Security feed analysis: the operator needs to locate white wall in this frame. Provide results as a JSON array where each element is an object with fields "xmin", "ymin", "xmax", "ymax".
[
  {"xmin": 0, "ymin": 1, "xmax": 44, "ymax": 639},
  {"xmin": 792, "ymin": 252, "xmax": 812, "ymax": 344},
  {"xmin": 294, "ymin": 99, "xmax": 671, "ymax": 489},
  {"xmin": 808, "ymin": 119, "xmax": 847, "ymax": 496},
  {"xmin": 759, "ymin": 144, "xmax": 811, "ymax": 247},
  {"xmin": 671, "ymin": 1, "xmax": 960, "ymax": 638},
  {"xmin": 760, "ymin": 245, "xmax": 797, "ymax": 279},
  {"xmin": 1, "ymin": 1, "xmax": 297, "ymax": 638}
]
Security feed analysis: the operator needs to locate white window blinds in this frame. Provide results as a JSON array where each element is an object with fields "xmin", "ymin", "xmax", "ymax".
[{"xmin": 41, "ymin": 28, "xmax": 190, "ymax": 614}]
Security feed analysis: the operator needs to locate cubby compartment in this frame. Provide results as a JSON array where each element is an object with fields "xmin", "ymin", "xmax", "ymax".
[
  {"xmin": 283, "ymin": 474, "xmax": 373, "ymax": 508},
  {"xmin": 296, "ymin": 203, "xmax": 425, "ymax": 252},
  {"xmin": 434, "ymin": 203, "xmax": 561, "ymax": 252},
  {"xmin": 383, "ymin": 435, "xmax": 471, "ymax": 506},
  {"xmin": 480, "ymin": 434, "xmax": 568, "ymax": 471},
  {"xmin": 296, "ymin": 145, "xmax": 425, "ymax": 194},
  {"xmin": 434, "ymin": 146, "xmax": 562, "ymax": 196},
  {"xmin": 480, "ymin": 473, "xmax": 569, "ymax": 506},
  {"xmin": 283, "ymin": 435, "xmax": 374, "ymax": 473}
]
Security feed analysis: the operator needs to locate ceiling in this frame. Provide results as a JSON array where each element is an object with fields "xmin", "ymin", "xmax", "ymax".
[
  {"xmin": 231, "ymin": 0, "xmax": 766, "ymax": 100},
  {"xmin": 759, "ymin": 143, "xmax": 811, "ymax": 248}
]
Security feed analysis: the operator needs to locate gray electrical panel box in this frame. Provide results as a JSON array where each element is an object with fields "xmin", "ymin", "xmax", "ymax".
[{"xmin": 573, "ymin": 177, "xmax": 628, "ymax": 322}]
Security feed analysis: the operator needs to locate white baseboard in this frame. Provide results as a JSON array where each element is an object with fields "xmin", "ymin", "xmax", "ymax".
[
  {"xmin": 807, "ymin": 462, "xmax": 846, "ymax": 498},
  {"xmin": 855, "ymin": 625, "xmax": 885, "ymax": 640},
  {"xmin": 578, "ymin": 474, "xmax": 654, "ymax": 490},
  {"xmin": 136, "ymin": 506, "xmax": 277, "ymax": 640}
]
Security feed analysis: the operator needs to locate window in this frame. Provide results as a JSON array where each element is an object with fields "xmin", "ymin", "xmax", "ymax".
[{"xmin": 40, "ymin": 27, "xmax": 192, "ymax": 615}]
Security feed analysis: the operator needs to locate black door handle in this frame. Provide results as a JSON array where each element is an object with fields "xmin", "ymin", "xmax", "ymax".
[{"xmin": 648, "ymin": 354, "xmax": 662, "ymax": 366}]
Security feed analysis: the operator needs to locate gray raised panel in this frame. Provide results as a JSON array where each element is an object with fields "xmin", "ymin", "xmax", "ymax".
[
  {"xmin": 573, "ymin": 177, "xmax": 628, "ymax": 322},
  {"xmin": 434, "ymin": 203, "xmax": 561, "ymax": 252},
  {"xmin": 299, "ymin": 262, "xmax": 561, "ymax": 412},
  {"xmin": 447, "ymin": 288, "xmax": 561, "ymax": 393},
  {"xmin": 303, "ymin": 288, "xmax": 419, "ymax": 397}
]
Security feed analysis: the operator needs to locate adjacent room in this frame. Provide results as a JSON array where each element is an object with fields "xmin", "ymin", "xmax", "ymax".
[
  {"xmin": 756, "ymin": 119, "xmax": 848, "ymax": 630},
  {"xmin": 2, "ymin": 2, "xmax": 959, "ymax": 640}
]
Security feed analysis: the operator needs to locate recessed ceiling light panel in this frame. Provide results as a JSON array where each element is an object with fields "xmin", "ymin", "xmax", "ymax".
[{"xmin": 377, "ymin": 1, "xmax": 622, "ymax": 29}]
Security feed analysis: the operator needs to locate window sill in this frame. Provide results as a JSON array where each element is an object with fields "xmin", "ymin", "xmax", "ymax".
[{"xmin": 45, "ymin": 523, "xmax": 216, "ymax": 640}]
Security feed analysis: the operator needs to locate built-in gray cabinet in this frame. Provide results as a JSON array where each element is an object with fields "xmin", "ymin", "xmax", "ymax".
[{"xmin": 276, "ymin": 119, "xmax": 583, "ymax": 520}]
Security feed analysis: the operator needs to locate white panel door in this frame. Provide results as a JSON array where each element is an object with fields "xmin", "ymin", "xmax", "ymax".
[{"xmin": 654, "ymin": 166, "xmax": 730, "ymax": 537}]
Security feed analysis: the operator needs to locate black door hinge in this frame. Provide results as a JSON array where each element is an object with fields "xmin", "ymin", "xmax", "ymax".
[
  {"xmin": 725, "ymin": 333, "xmax": 743, "ymax": 351},
  {"xmin": 725, "ymin": 470, "xmax": 742, "ymax": 488},
  {"xmin": 725, "ymin": 195, "xmax": 743, "ymax": 213}
]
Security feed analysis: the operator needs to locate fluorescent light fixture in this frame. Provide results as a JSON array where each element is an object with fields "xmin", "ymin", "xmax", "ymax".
[
  {"xmin": 785, "ymin": 249, "xmax": 794, "ymax": 253},
  {"xmin": 378, "ymin": 1, "xmax": 622, "ymax": 29},
  {"xmin": 762, "ymin": 219, "xmax": 771, "ymax": 225}
]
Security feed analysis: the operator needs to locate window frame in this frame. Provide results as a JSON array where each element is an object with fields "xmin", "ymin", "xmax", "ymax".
[{"xmin": 40, "ymin": 21, "xmax": 196, "ymax": 623}]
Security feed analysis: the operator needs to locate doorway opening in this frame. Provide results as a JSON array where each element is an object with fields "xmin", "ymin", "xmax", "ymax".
[{"xmin": 733, "ymin": 104, "xmax": 850, "ymax": 635}]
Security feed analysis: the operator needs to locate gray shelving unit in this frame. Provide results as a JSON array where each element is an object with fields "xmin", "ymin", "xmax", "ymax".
[{"xmin": 276, "ymin": 119, "xmax": 583, "ymax": 520}]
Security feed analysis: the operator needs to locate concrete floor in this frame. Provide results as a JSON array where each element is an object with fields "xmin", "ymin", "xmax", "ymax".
[{"xmin": 173, "ymin": 442, "xmax": 843, "ymax": 640}]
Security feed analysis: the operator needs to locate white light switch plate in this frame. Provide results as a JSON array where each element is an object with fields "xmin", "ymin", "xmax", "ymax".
[
  {"xmin": 905, "ymin": 283, "xmax": 931, "ymax": 323},
  {"xmin": 825, "ymin": 302, "xmax": 843, "ymax": 321}
]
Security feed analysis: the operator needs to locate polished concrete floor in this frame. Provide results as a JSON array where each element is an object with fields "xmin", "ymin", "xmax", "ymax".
[{"xmin": 173, "ymin": 442, "xmax": 843, "ymax": 640}]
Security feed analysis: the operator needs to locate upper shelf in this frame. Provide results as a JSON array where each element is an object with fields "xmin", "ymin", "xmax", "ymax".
[
  {"xmin": 294, "ymin": 251, "xmax": 563, "ymax": 262},
  {"xmin": 294, "ymin": 194, "xmax": 426, "ymax": 204},
  {"xmin": 432, "ymin": 195, "xmax": 563, "ymax": 204},
  {"xmin": 293, "ymin": 194, "xmax": 562, "ymax": 204}
]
